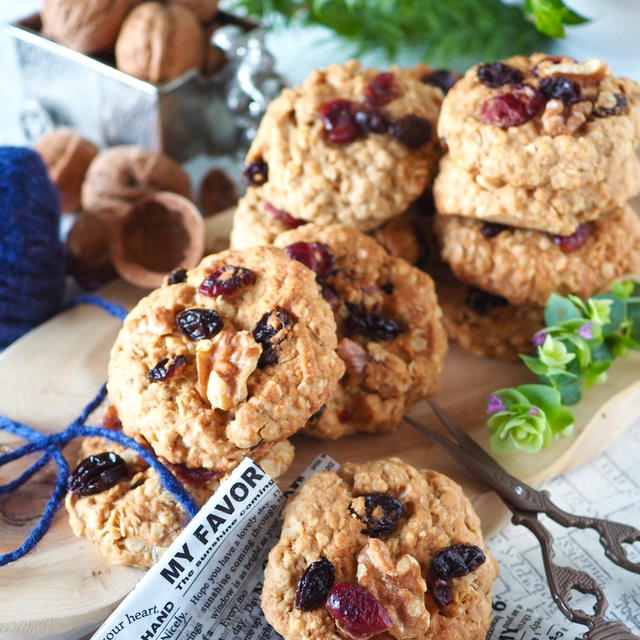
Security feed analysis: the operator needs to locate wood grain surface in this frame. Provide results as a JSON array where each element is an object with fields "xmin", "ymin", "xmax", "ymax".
[{"xmin": 0, "ymin": 209, "xmax": 638, "ymax": 639}]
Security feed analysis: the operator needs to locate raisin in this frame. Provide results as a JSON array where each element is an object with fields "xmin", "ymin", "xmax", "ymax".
[
  {"xmin": 319, "ymin": 99, "xmax": 363, "ymax": 144},
  {"xmin": 552, "ymin": 223, "xmax": 590, "ymax": 252},
  {"xmin": 431, "ymin": 543, "xmax": 486, "ymax": 578},
  {"xmin": 177, "ymin": 308, "xmax": 223, "ymax": 341},
  {"xmin": 380, "ymin": 282, "xmax": 394, "ymax": 294},
  {"xmin": 325, "ymin": 582, "xmax": 391, "ymax": 639},
  {"xmin": 480, "ymin": 84, "xmax": 544, "ymax": 128},
  {"xmin": 464, "ymin": 288, "xmax": 509, "ymax": 316},
  {"xmin": 427, "ymin": 570, "xmax": 452, "ymax": 608},
  {"xmin": 253, "ymin": 309, "xmax": 292, "ymax": 368},
  {"xmin": 481, "ymin": 222, "xmax": 509, "ymax": 238},
  {"xmin": 243, "ymin": 158, "xmax": 268, "ymax": 185},
  {"xmin": 166, "ymin": 462, "xmax": 223, "ymax": 487},
  {"xmin": 353, "ymin": 106, "xmax": 390, "ymax": 134},
  {"xmin": 539, "ymin": 76, "xmax": 583, "ymax": 105},
  {"xmin": 389, "ymin": 114, "xmax": 432, "ymax": 149},
  {"xmin": 147, "ymin": 354, "xmax": 187, "ymax": 382},
  {"xmin": 593, "ymin": 92, "xmax": 628, "ymax": 117},
  {"xmin": 345, "ymin": 303, "xmax": 403, "ymax": 340},
  {"xmin": 422, "ymin": 69, "xmax": 458, "ymax": 94},
  {"xmin": 69, "ymin": 452, "xmax": 128, "ymax": 496},
  {"xmin": 477, "ymin": 62, "xmax": 524, "ymax": 88},
  {"xmin": 167, "ymin": 268, "xmax": 187, "ymax": 285},
  {"xmin": 285, "ymin": 241, "xmax": 334, "ymax": 279},
  {"xmin": 199, "ymin": 264, "xmax": 256, "ymax": 297},
  {"xmin": 295, "ymin": 557, "xmax": 336, "ymax": 610},
  {"xmin": 365, "ymin": 72, "xmax": 400, "ymax": 106},
  {"xmin": 352, "ymin": 492, "xmax": 404, "ymax": 537},
  {"xmin": 264, "ymin": 201, "xmax": 306, "ymax": 228}
]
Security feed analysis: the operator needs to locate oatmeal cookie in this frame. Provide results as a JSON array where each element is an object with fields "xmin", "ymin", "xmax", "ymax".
[
  {"xmin": 273, "ymin": 225, "xmax": 447, "ymax": 439},
  {"xmin": 65, "ymin": 407, "xmax": 294, "ymax": 567},
  {"xmin": 436, "ymin": 206, "xmax": 640, "ymax": 307},
  {"xmin": 230, "ymin": 187, "xmax": 423, "ymax": 264},
  {"xmin": 107, "ymin": 246, "xmax": 343, "ymax": 470},
  {"xmin": 438, "ymin": 54, "xmax": 640, "ymax": 189},
  {"xmin": 434, "ymin": 152, "xmax": 640, "ymax": 235},
  {"xmin": 262, "ymin": 457, "xmax": 498, "ymax": 640},
  {"xmin": 244, "ymin": 60, "xmax": 443, "ymax": 231}
]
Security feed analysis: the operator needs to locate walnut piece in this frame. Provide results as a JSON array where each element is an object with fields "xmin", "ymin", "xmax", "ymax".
[
  {"xmin": 536, "ymin": 57, "xmax": 609, "ymax": 80},
  {"xmin": 357, "ymin": 538, "xmax": 430, "ymax": 640},
  {"xmin": 337, "ymin": 338, "xmax": 369, "ymax": 378},
  {"xmin": 169, "ymin": 0, "xmax": 218, "ymax": 22},
  {"xmin": 541, "ymin": 98, "xmax": 592, "ymax": 136},
  {"xmin": 196, "ymin": 331, "xmax": 262, "ymax": 410}
]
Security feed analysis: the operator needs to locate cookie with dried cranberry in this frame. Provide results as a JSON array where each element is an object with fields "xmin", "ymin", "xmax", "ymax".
[
  {"xmin": 244, "ymin": 60, "xmax": 443, "ymax": 231},
  {"xmin": 273, "ymin": 224, "xmax": 447, "ymax": 439},
  {"xmin": 262, "ymin": 457, "xmax": 498, "ymax": 640},
  {"xmin": 230, "ymin": 186, "xmax": 423, "ymax": 265},
  {"xmin": 434, "ymin": 152, "xmax": 640, "ymax": 236},
  {"xmin": 438, "ymin": 54, "xmax": 640, "ymax": 190},
  {"xmin": 435, "ymin": 206, "xmax": 640, "ymax": 307},
  {"xmin": 107, "ymin": 246, "xmax": 344, "ymax": 471}
]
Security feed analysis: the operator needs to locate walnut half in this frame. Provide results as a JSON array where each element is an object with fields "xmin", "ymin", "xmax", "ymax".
[
  {"xmin": 541, "ymin": 98, "xmax": 592, "ymax": 136},
  {"xmin": 196, "ymin": 331, "xmax": 262, "ymax": 410},
  {"xmin": 357, "ymin": 538, "xmax": 430, "ymax": 639}
]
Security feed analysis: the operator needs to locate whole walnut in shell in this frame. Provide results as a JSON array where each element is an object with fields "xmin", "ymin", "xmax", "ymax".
[
  {"xmin": 35, "ymin": 128, "xmax": 98, "ymax": 213},
  {"xmin": 115, "ymin": 2, "xmax": 204, "ymax": 83},
  {"xmin": 81, "ymin": 145, "xmax": 191, "ymax": 217},
  {"xmin": 42, "ymin": 0, "xmax": 140, "ymax": 54},
  {"xmin": 169, "ymin": 0, "xmax": 218, "ymax": 22}
]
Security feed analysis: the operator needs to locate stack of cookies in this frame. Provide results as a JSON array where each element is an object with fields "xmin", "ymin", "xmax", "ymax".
[{"xmin": 433, "ymin": 53, "xmax": 640, "ymax": 360}]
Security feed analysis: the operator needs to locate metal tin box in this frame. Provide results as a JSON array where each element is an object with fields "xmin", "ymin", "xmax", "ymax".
[{"xmin": 5, "ymin": 12, "xmax": 258, "ymax": 161}]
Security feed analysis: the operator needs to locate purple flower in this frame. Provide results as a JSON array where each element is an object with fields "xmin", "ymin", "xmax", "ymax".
[
  {"xmin": 528, "ymin": 406, "xmax": 540, "ymax": 416},
  {"xmin": 487, "ymin": 394, "xmax": 506, "ymax": 414},
  {"xmin": 578, "ymin": 321, "xmax": 595, "ymax": 340},
  {"xmin": 532, "ymin": 330, "xmax": 547, "ymax": 347}
]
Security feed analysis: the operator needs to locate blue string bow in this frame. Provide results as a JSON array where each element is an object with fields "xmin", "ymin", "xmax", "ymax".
[{"xmin": 0, "ymin": 294, "xmax": 199, "ymax": 567}]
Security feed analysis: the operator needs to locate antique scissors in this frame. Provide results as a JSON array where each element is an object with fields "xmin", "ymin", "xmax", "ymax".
[{"xmin": 404, "ymin": 399, "xmax": 640, "ymax": 640}]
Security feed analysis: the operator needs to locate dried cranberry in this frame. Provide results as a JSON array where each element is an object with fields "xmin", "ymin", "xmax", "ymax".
[
  {"xmin": 431, "ymin": 543, "xmax": 486, "ymax": 578},
  {"xmin": 253, "ymin": 308, "xmax": 292, "ymax": 367},
  {"xmin": 353, "ymin": 106, "xmax": 390, "ymax": 134},
  {"xmin": 337, "ymin": 409, "xmax": 353, "ymax": 423},
  {"xmin": 167, "ymin": 268, "xmax": 187, "ymax": 285},
  {"xmin": 365, "ymin": 72, "xmax": 400, "ymax": 106},
  {"xmin": 285, "ymin": 241, "xmax": 334, "ymax": 279},
  {"xmin": 321, "ymin": 283, "xmax": 340, "ymax": 310},
  {"xmin": 295, "ymin": 557, "xmax": 335, "ymax": 610},
  {"xmin": 389, "ymin": 114, "xmax": 432, "ymax": 149},
  {"xmin": 594, "ymin": 92, "xmax": 628, "ymax": 117},
  {"xmin": 147, "ymin": 354, "xmax": 187, "ymax": 382},
  {"xmin": 166, "ymin": 462, "xmax": 222, "ymax": 487},
  {"xmin": 464, "ymin": 288, "xmax": 509, "ymax": 316},
  {"xmin": 539, "ymin": 76, "xmax": 583, "ymax": 105},
  {"xmin": 481, "ymin": 222, "xmax": 509, "ymax": 238},
  {"xmin": 69, "ymin": 452, "xmax": 128, "ymax": 496},
  {"xmin": 264, "ymin": 201, "xmax": 306, "ymax": 228},
  {"xmin": 552, "ymin": 223, "xmax": 590, "ymax": 252},
  {"xmin": 353, "ymin": 492, "xmax": 404, "ymax": 537},
  {"xmin": 427, "ymin": 570, "xmax": 452, "ymax": 608},
  {"xmin": 243, "ymin": 158, "xmax": 269, "ymax": 185},
  {"xmin": 320, "ymin": 99, "xmax": 362, "ymax": 144},
  {"xmin": 177, "ymin": 308, "xmax": 223, "ymax": 341},
  {"xmin": 477, "ymin": 62, "xmax": 524, "ymax": 88},
  {"xmin": 422, "ymin": 69, "xmax": 458, "ymax": 94},
  {"xmin": 326, "ymin": 582, "xmax": 391, "ymax": 639},
  {"xmin": 480, "ymin": 84, "xmax": 544, "ymax": 128},
  {"xmin": 345, "ymin": 303, "xmax": 403, "ymax": 340},
  {"xmin": 199, "ymin": 264, "xmax": 256, "ymax": 297}
]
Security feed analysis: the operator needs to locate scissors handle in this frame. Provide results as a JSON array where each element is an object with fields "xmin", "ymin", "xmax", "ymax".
[
  {"xmin": 537, "ymin": 490, "xmax": 640, "ymax": 574},
  {"xmin": 511, "ymin": 510, "xmax": 640, "ymax": 639}
]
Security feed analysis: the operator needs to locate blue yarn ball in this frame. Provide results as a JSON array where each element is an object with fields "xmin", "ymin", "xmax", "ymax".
[{"xmin": 0, "ymin": 147, "xmax": 65, "ymax": 347}]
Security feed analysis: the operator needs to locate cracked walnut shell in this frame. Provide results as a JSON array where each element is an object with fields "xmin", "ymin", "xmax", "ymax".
[{"xmin": 115, "ymin": 2, "xmax": 204, "ymax": 83}]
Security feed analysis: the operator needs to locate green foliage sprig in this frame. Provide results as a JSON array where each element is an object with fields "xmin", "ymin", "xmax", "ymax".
[
  {"xmin": 487, "ymin": 280, "xmax": 640, "ymax": 454},
  {"xmin": 224, "ymin": 0, "xmax": 587, "ymax": 66}
]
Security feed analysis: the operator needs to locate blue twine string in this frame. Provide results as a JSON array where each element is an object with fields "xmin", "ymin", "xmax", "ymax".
[{"xmin": 0, "ymin": 295, "xmax": 199, "ymax": 567}]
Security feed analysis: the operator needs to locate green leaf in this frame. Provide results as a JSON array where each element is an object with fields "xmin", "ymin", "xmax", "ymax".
[
  {"xmin": 612, "ymin": 279, "xmax": 636, "ymax": 299},
  {"xmin": 520, "ymin": 353, "xmax": 549, "ymax": 376},
  {"xmin": 544, "ymin": 294, "xmax": 582, "ymax": 326},
  {"xmin": 561, "ymin": 5, "xmax": 589, "ymax": 25},
  {"xmin": 590, "ymin": 342, "xmax": 613, "ymax": 362},
  {"xmin": 593, "ymin": 294, "xmax": 625, "ymax": 336},
  {"xmin": 557, "ymin": 379, "xmax": 582, "ymax": 405},
  {"xmin": 517, "ymin": 384, "xmax": 562, "ymax": 415},
  {"xmin": 583, "ymin": 360, "xmax": 611, "ymax": 389}
]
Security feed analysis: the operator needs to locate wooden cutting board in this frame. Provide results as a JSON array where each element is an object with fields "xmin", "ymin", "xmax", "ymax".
[{"xmin": 1, "ymin": 209, "xmax": 639, "ymax": 640}]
